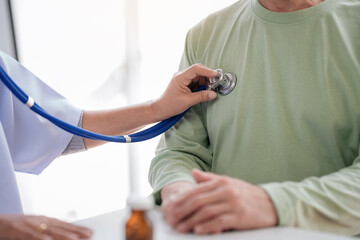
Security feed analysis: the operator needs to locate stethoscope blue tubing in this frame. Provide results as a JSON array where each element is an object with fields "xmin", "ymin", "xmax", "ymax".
[{"xmin": 0, "ymin": 65, "xmax": 198, "ymax": 143}]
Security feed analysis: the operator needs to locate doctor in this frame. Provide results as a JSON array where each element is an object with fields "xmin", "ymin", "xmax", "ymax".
[{"xmin": 0, "ymin": 51, "xmax": 217, "ymax": 240}]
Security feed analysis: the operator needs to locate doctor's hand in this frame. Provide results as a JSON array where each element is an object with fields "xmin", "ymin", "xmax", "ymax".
[
  {"xmin": 151, "ymin": 64, "xmax": 217, "ymax": 120},
  {"xmin": 161, "ymin": 169, "xmax": 278, "ymax": 235},
  {"xmin": 0, "ymin": 215, "xmax": 92, "ymax": 240}
]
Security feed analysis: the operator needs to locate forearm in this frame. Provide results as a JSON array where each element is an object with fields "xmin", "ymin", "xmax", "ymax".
[
  {"xmin": 261, "ymin": 157, "xmax": 360, "ymax": 236},
  {"xmin": 82, "ymin": 101, "xmax": 160, "ymax": 149}
]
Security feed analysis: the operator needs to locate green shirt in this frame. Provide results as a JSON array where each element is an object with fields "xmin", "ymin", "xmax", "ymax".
[{"xmin": 149, "ymin": 0, "xmax": 360, "ymax": 235}]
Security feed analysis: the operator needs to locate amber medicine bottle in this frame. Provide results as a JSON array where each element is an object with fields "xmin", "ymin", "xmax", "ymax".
[{"xmin": 125, "ymin": 195, "xmax": 154, "ymax": 240}]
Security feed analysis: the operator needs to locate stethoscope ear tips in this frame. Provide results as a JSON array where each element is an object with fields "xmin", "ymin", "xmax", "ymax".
[{"xmin": 208, "ymin": 69, "xmax": 237, "ymax": 96}]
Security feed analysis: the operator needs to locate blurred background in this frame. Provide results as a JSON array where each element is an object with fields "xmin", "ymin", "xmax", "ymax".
[{"xmin": 1, "ymin": 0, "xmax": 237, "ymax": 221}]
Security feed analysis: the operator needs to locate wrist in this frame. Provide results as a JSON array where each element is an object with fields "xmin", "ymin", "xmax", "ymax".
[
  {"xmin": 161, "ymin": 181, "xmax": 195, "ymax": 201},
  {"xmin": 256, "ymin": 186, "xmax": 279, "ymax": 227},
  {"xmin": 149, "ymin": 98, "xmax": 167, "ymax": 122}
]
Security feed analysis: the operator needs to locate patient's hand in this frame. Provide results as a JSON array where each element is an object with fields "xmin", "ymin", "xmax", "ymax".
[
  {"xmin": 161, "ymin": 169, "xmax": 278, "ymax": 234},
  {"xmin": 161, "ymin": 181, "xmax": 196, "ymax": 227}
]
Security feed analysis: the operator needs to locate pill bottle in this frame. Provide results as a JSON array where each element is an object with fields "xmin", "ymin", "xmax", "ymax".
[{"xmin": 125, "ymin": 195, "xmax": 154, "ymax": 240}]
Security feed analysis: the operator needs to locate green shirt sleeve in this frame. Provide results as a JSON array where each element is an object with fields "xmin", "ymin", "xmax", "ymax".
[{"xmin": 262, "ymin": 155, "xmax": 360, "ymax": 236}]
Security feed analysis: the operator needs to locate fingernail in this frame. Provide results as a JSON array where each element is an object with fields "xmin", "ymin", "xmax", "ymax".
[{"xmin": 208, "ymin": 92, "xmax": 217, "ymax": 99}]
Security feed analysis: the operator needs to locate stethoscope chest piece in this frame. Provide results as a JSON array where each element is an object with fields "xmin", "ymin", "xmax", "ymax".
[{"xmin": 208, "ymin": 69, "xmax": 237, "ymax": 96}]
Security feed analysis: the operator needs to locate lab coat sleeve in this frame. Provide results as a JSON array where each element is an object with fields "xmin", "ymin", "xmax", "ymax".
[
  {"xmin": 0, "ymin": 51, "xmax": 81, "ymax": 174},
  {"xmin": 261, "ymin": 153, "xmax": 360, "ymax": 236},
  {"xmin": 148, "ymin": 29, "xmax": 213, "ymax": 204}
]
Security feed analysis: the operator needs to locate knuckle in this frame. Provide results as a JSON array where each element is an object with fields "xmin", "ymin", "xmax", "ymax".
[
  {"xmin": 173, "ymin": 71, "xmax": 181, "ymax": 78},
  {"xmin": 223, "ymin": 186, "xmax": 238, "ymax": 199},
  {"xmin": 217, "ymin": 177, "xmax": 229, "ymax": 185},
  {"xmin": 192, "ymin": 63, "xmax": 202, "ymax": 69}
]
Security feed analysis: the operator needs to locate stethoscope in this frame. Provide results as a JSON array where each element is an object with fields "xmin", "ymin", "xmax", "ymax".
[{"xmin": 0, "ymin": 66, "xmax": 236, "ymax": 143}]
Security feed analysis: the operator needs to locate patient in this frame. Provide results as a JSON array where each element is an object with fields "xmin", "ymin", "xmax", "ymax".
[{"xmin": 148, "ymin": 0, "xmax": 360, "ymax": 236}]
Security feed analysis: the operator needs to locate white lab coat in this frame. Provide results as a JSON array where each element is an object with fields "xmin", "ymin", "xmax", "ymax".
[{"xmin": 0, "ymin": 51, "xmax": 81, "ymax": 213}]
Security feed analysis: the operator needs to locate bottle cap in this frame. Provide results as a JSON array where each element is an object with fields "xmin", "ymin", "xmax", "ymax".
[{"xmin": 127, "ymin": 194, "xmax": 155, "ymax": 211}]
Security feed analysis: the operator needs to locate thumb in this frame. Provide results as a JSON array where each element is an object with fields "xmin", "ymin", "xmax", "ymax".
[
  {"xmin": 190, "ymin": 91, "xmax": 217, "ymax": 105},
  {"xmin": 192, "ymin": 169, "xmax": 216, "ymax": 183}
]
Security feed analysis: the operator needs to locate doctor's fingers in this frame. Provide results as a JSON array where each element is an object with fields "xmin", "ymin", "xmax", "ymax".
[
  {"xmin": 177, "ymin": 64, "xmax": 217, "ymax": 84},
  {"xmin": 34, "ymin": 226, "xmax": 82, "ymax": 240},
  {"xmin": 37, "ymin": 222, "xmax": 92, "ymax": 240},
  {"xmin": 25, "ymin": 217, "xmax": 92, "ymax": 240},
  {"xmin": 8, "ymin": 225, "xmax": 53, "ymax": 240},
  {"xmin": 187, "ymin": 90, "xmax": 217, "ymax": 106},
  {"xmin": 47, "ymin": 219, "xmax": 92, "ymax": 239}
]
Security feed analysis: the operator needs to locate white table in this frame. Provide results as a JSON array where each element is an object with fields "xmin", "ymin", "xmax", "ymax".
[{"xmin": 75, "ymin": 208, "xmax": 355, "ymax": 240}]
